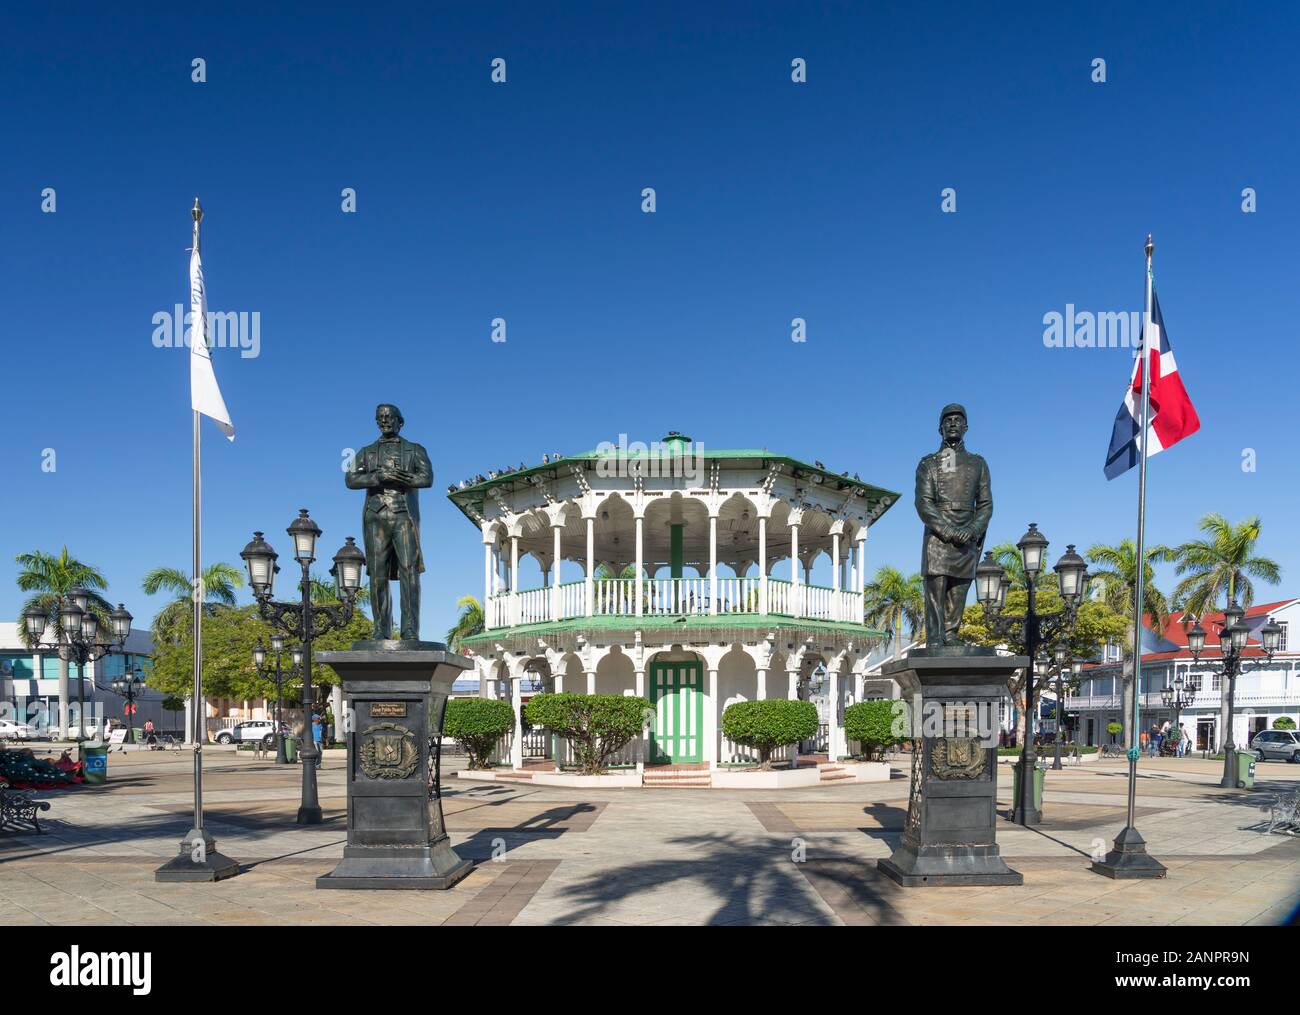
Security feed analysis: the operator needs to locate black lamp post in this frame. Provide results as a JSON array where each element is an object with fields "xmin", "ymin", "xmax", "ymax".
[
  {"xmin": 241, "ymin": 511, "xmax": 365, "ymax": 823},
  {"xmin": 976, "ymin": 527, "xmax": 1088, "ymax": 825},
  {"xmin": 111, "ymin": 665, "xmax": 145, "ymax": 744},
  {"xmin": 1160, "ymin": 672, "xmax": 1190, "ymax": 757},
  {"xmin": 23, "ymin": 595, "xmax": 133, "ymax": 742},
  {"xmin": 252, "ymin": 633, "xmax": 300, "ymax": 764},
  {"xmin": 1187, "ymin": 605, "xmax": 1281, "ymax": 788},
  {"xmin": 1050, "ymin": 642, "xmax": 1073, "ymax": 770}
]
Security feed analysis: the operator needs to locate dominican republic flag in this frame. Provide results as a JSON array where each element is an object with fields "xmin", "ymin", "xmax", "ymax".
[{"xmin": 1103, "ymin": 289, "xmax": 1199, "ymax": 479}]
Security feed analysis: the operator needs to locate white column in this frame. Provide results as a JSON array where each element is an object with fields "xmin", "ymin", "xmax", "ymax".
[
  {"xmin": 790, "ymin": 522, "xmax": 801, "ymax": 617},
  {"xmin": 758, "ymin": 516, "xmax": 768, "ymax": 614},
  {"xmin": 788, "ymin": 669, "xmax": 799, "ymax": 700},
  {"xmin": 331, "ymin": 684, "xmax": 345, "ymax": 743},
  {"xmin": 511, "ymin": 677, "xmax": 524, "ymax": 770},
  {"xmin": 585, "ymin": 516, "xmax": 595, "ymax": 616},
  {"xmin": 586, "ymin": 670, "xmax": 596, "ymax": 695},
  {"xmin": 551, "ymin": 523, "xmax": 563, "ymax": 620},
  {"xmin": 510, "ymin": 534, "xmax": 520, "ymax": 625},
  {"xmin": 831, "ymin": 531, "xmax": 841, "ymax": 620},
  {"xmin": 704, "ymin": 667, "xmax": 719, "ymax": 769},
  {"xmin": 757, "ymin": 668, "xmax": 768, "ymax": 700},
  {"xmin": 709, "ymin": 515, "xmax": 718, "ymax": 614},
  {"xmin": 828, "ymin": 667, "xmax": 840, "ymax": 761},
  {"xmin": 635, "ymin": 515, "xmax": 644, "ymax": 618},
  {"xmin": 635, "ymin": 668, "xmax": 646, "ymax": 772}
]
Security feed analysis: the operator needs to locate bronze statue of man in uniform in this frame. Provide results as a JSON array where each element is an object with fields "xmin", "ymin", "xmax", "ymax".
[
  {"xmin": 915, "ymin": 404, "xmax": 993, "ymax": 647},
  {"xmin": 345, "ymin": 404, "xmax": 433, "ymax": 641}
]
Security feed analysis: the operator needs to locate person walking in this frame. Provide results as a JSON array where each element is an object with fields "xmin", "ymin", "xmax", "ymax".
[
  {"xmin": 1177, "ymin": 723, "xmax": 1189, "ymax": 758},
  {"xmin": 311, "ymin": 712, "xmax": 323, "ymax": 764}
]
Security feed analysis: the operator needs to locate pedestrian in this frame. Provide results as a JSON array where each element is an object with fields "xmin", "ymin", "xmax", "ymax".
[
  {"xmin": 311, "ymin": 712, "xmax": 323, "ymax": 762},
  {"xmin": 1140, "ymin": 729, "xmax": 1149, "ymax": 755},
  {"xmin": 1150, "ymin": 724, "xmax": 1161, "ymax": 758},
  {"xmin": 1177, "ymin": 723, "xmax": 1188, "ymax": 758}
]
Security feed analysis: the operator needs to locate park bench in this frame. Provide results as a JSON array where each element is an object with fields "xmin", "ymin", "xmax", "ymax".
[
  {"xmin": 1261, "ymin": 790, "xmax": 1300, "ymax": 836},
  {"xmin": 0, "ymin": 786, "xmax": 51, "ymax": 834}
]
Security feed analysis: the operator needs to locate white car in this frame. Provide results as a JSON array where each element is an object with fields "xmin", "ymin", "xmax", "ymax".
[
  {"xmin": 0, "ymin": 719, "xmax": 39, "ymax": 741},
  {"xmin": 64, "ymin": 719, "xmax": 113, "ymax": 739},
  {"xmin": 214, "ymin": 720, "xmax": 284, "ymax": 746}
]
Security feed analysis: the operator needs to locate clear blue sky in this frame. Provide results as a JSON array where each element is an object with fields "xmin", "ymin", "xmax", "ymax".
[{"xmin": 2, "ymin": 1, "xmax": 1297, "ymax": 639}]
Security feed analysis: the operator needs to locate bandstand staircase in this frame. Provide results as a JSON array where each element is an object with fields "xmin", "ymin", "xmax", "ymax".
[{"xmin": 641, "ymin": 763, "xmax": 712, "ymax": 788}]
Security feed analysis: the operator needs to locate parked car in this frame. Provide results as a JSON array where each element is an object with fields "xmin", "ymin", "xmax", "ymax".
[
  {"xmin": 0, "ymin": 719, "xmax": 39, "ymax": 741},
  {"xmin": 62, "ymin": 718, "xmax": 121, "ymax": 739},
  {"xmin": 214, "ymin": 720, "xmax": 287, "ymax": 747},
  {"xmin": 1251, "ymin": 729, "xmax": 1300, "ymax": 763}
]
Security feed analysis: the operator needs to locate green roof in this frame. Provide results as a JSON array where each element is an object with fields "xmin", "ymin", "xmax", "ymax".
[
  {"xmin": 446, "ymin": 436, "xmax": 901, "ymax": 526},
  {"xmin": 462, "ymin": 613, "xmax": 887, "ymax": 647}
]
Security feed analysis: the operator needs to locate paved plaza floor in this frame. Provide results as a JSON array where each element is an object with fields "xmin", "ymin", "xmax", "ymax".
[{"xmin": 2, "ymin": 748, "xmax": 1297, "ymax": 926}]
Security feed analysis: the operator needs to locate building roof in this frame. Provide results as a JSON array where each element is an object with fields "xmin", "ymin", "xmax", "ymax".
[
  {"xmin": 1082, "ymin": 598, "xmax": 1297, "ymax": 668},
  {"xmin": 446, "ymin": 435, "xmax": 901, "ymax": 527}
]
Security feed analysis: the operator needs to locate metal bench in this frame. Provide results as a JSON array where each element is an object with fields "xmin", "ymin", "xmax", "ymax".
[
  {"xmin": 1261, "ymin": 790, "xmax": 1300, "ymax": 836},
  {"xmin": 0, "ymin": 786, "xmax": 51, "ymax": 834}
]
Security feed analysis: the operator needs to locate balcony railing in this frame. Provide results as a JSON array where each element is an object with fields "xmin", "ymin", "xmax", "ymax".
[{"xmin": 486, "ymin": 576, "xmax": 866, "ymax": 629}]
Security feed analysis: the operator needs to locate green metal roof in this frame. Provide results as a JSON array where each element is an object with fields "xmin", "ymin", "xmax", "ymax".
[
  {"xmin": 446, "ymin": 436, "xmax": 901, "ymax": 526},
  {"xmin": 462, "ymin": 613, "xmax": 887, "ymax": 647}
]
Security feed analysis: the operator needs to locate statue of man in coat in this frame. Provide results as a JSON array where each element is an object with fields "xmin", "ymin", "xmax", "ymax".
[
  {"xmin": 914, "ymin": 403, "xmax": 993, "ymax": 647},
  {"xmin": 345, "ymin": 404, "xmax": 433, "ymax": 641}
]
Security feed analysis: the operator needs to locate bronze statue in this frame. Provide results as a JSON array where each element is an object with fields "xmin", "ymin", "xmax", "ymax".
[
  {"xmin": 914, "ymin": 404, "xmax": 992, "ymax": 646},
  {"xmin": 345, "ymin": 404, "xmax": 432, "ymax": 640}
]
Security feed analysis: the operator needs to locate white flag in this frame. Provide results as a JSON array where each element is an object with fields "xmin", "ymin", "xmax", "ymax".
[{"xmin": 189, "ymin": 247, "xmax": 235, "ymax": 440}]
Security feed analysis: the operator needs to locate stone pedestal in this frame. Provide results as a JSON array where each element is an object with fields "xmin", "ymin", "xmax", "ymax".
[
  {"xmin": 877, "ymin": 649, "xmax": 1027, "ymax": 887},
  {"xmin": 315, "ymin": 641, "xmax": 473, "ymax": 890}
]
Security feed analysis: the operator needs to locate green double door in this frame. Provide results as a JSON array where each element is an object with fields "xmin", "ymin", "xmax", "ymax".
[{"xmin": 649, "ymin": 660, "xmax": 704, "ymax": 763}]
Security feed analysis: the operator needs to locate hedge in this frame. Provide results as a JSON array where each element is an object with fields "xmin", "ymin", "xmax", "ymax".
[
  {"xmin": 843, "ymin": 699, "xmax": 909, "ymax": 760},
  {"xmin": 524, "ymin": 693, "xmax": 652, "ymax": 775},
  {"xmin": 721, "ymin": 699, "xmax": 819, "ymax": 769},
  {"xmin": 443, "ymin": 698, "xmax": 515, "ymax": 770}
]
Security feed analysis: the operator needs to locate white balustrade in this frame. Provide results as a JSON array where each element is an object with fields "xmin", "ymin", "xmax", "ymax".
[
  {"xmin": 558, "ymin": 581, "xmax": 585, "ymax": 620},
  {"xmin": 768, "ymin": 578, "xmax": 792, "ymax": 616},
  {"xmin": 804, "ymin": 584, "xmax": 833, "ymax": 620},
  {"xmin": 594, "ymin": 578, "xmax": 636, "ymax": 616},
  {"xmin": 517, "ymin": 587, "xmax": 551, "ymax": 625}
]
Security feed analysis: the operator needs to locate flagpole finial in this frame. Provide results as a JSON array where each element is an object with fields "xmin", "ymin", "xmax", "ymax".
[
  {"xmin": 1145, "ymin": 234, "xmax": 1154, "ymax": 258},
  {"xmin": 192, "ymin": 198, "xmax": 203, "ymax": 224}
]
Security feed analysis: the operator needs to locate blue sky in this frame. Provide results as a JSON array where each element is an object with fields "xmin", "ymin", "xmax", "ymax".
[{"xmin": 2, "ymin": 1, "xmax": 1297, "ymax": 638}]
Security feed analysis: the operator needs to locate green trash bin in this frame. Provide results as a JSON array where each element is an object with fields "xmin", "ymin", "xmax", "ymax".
[
  {"xmin": 1234, "ymin": 749, "xmax": 1256, "ymax": 789},
  {"xmin": 80, "ymin": 744, "xmax": 108, "ymax": 785},
  {"xmin": 1012, "ymin": 760, "xmax": 1045, "ymax": 811},
  {"xmin": 284, "ymin": 736, "xmax": 298, "ymax": 764}
]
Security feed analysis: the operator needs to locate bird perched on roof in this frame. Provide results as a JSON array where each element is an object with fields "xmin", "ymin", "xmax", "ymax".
[
  {"xmin": 815, "ymin": 460, "xmax": 825, "ymax": 469},
  {"xmin": 542, "ymin": 453, "xmax": 550, "ymax": 463}
]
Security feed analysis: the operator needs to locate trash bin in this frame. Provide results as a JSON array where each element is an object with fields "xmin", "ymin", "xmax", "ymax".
[
  {"xmin": 284, "ymin": 736, "xmax": 298, "ymax": 764},
  {"xmin": 1235, "ymin": 749, "xmax": 1256, "ymax": 789},
  {"xmin": 1012, "ymin": 760, "xmax": 1045, "ymax": 812},
  {"xmin": 80, "ymin": 744, "xmax": 108, "ymax": 785}
]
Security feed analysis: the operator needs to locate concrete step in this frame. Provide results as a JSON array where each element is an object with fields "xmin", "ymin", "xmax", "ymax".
[
  {"xmin": 497, "ymin": 771, "xmax": 534, "ymax": 781},
  {"xmin": 819, "ymin": 772, "xmax": 855, "ymax": 782}
]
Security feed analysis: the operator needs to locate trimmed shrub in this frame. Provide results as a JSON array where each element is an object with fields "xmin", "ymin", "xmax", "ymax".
[
  {"xmin": 1273, "ymin": 717, "xmax": 1297, "ymax": 730},
  {"xmin": 444, "ymin": 698, "xmax": 514, "ymax": 770},
  {"xmin": 1106, "ymin": 721, "xmax": 1123, "ymax": 740},
  {"xmin": 524, "ymin": 693, "xmax": 652, "ymax": 775},
  {"xmin": 844, "ymin": 699, "xmax": 909, "ymax": 760},
  {"xmin": 721, "ymin": 699, "xmax": 818, "ymax": 769}
]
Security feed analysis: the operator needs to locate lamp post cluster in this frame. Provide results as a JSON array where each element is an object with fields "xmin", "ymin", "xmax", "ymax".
[
  {"xmin": 1051, "ymin": 658, "xmax": 1082, "ymax": 770},
  {"xmin": 240, "ymin": 509, "xmax": 365, "ymax": 823},
  {"xmin": 974, "ymin": 523, "xmax": 1089, "ymax": 825},
  {"xmin": 111, "ymin": 666, "xmax": 146, "ymax": 744},
  {"xmin": 22, "ymin": 591, "xmax": 133, "ymax": 742},
  {"xmin": 252, "ymin": 633, "xmax": 303, "ymax": 764},
  {"xmin": 1160, "ymin": 673, "xmax": 1190, "ymax": 756},
  {"xmin": 1184, "ymin": 602, "xmax": 1282, "ymax": 789}
]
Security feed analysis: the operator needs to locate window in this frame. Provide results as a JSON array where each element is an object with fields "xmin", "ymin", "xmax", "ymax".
[{"xmin": 1277, "ymin": 622, "xmax": 1289, "ymax": 652}]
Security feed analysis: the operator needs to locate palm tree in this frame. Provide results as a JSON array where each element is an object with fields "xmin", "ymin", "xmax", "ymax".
[
  {"xmin": 863, "ymin": 566, "xmax": 924, "ymax": 661},
  {"xmin": 308, "ymin": 572, "xmax": 371, "ymax": 607},
  {"xmin": 15, "ymin": 547, "xmax": 112, "ymax": 736},
  {"xmin": 1170, "ymin": 513, "xmax": 1282, "ymax": 618},
  {"xmin": 986, "ymin": 540, "xmax": 1059, "ymax": 591},
  {"xmin": 447, "ymin": 595, "xmax": 484, "ymax": 652},
  {"xmin": 142, "ymin": 563, "xmax": 245, "ymax": 645},
  {"xmin": 1086, "ymin": 538, "xmax": 1175, "ymax": 743}
]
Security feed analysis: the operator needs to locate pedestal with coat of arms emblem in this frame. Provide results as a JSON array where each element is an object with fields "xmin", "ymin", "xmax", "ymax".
[
  {"xmin": 877, "ymin": 650, "xmax": 1027, "ymax": 887},
  {"xmin": 315, "ymin": 641, "xmax": 473, "ymax": 889}
]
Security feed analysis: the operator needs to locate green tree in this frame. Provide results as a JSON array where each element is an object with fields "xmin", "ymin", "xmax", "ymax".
[
  {"xmin": 721, "ymin": 699, "xmax": 819, "ymax": 769},
  {"xmin": 444, "ymin": 698, "xmax": 514, "ymax": 769},
  {"xmin": 1086, "ymin": 538, "xmax": 1175, "ymax": 744},
  {"xmin": 1273, "ymin": 717, "xmax": 1296, "ymax": 730},
  {"xmin": 524, "ymin": 693, "xmax": 651, "ymax": 775},
  {"xmin": 1170, "ymin": 513, "xmax": 1282, "ymax": 618},
  {"xmin": 446, "ymin": 595, "xmax": 484, "ymax": 652},
  {"xmin": 843, "ymin": 699, "xmax": 909, "ymax": 760},
  {"xmin": 863, "ymin": 566, "xmax": 924, "ymax": 660},
  {"xmin": 15, "ymin": 547, "xmax": 112, "ymax": 735},
  {"xmin": 141, "ymin": 563, "xmax": 245, "ymax": 646}
]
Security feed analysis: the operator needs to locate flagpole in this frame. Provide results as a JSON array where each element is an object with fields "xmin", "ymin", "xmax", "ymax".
[
  {"xmin": 156, "ymin": 198, "xmax": 239, "ymax": 882},
  {"xmin": 1092, "ymin": 234, "xmax": 1167, "ymax": 878}
]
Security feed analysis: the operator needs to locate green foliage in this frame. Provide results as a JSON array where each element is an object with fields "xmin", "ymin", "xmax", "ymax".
[
  {"xmin": 160, "ymin": 695, "xmax": 186, "ymax": 714},
  {"xmin": 147, "ymin": 604, "xmax": 372, "ymax": 702},
  {"xmin": 1170, "ymin": 513, "xmax": 1282, "ymax": 618},
  {"xmin": 960, "ymin": 592, "xmax": 1128, "ymax": 663},
  {"xmin": 142, "ymin": 563, "xmax": 245, "ymax": 647},
  {"xmin": 1273, "ymin": 717, "xmax": 1297, "ymax": 730},
  {"xmin": 844, "ymin": 699, "xmax": 910, "ymax": 760},
  {"xmin": 1106, "ymin": 721, "xmax": 1123, "ymax": 736},
  {"xmin": 524, "ymin": 693, "xmax": 651, "ymax": 775},
  {"xmin": 863, "ymin": 566, "xmax": 924, "ymax": 658},
  {"xmin": 14, "ymin": 547, "xmax": 112, "ymax": 649},
  {"xmin": 446, "ymin": 595, "xmax": 484, "ymax": 652},
  {"xmin": 443, "ymin": 698, "xmax": 514, "ymax": 769},
  {"xmin": 721, "ymin": 699, "xmax": 819, "ymax": 769},
  {"xmin": 1086, "ymin": 538, "xmax": 1176, "ymax": 633}
]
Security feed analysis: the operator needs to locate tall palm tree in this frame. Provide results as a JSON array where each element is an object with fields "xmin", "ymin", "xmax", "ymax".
[
  {"xmin": 1170, "ymin": 513, "xmax": 1282, "ymax": 618},
  {"xmin": 1086, "ymin": 538, "xmax": 1175, "ymax": 743},
  {"xmin": 447, "ymin": 595, "xmax": 484, "ymax": 653},
  {"xmin": 308, "ymin": 572, "xmax": 370, "ymax": 607},
  {"xmin": 863, "ymin": 566, "xmax": 924, "ymax": 661},
  {"xmin": 15, "ymin": 547, "xmax": 112, "ymax": 735},
  {"xmin": 142, "ymin": 563, "xmax": 245, "ymax": 645},
  {"xmin": 986, "ymin": 540, "xmax": 1059, "ymax": 591}
]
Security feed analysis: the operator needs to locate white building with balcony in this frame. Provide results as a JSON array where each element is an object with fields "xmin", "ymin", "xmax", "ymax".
[
  {"xmin": 448, "ymin": 433, "xmax": 900, "ymax": 779},
  {"xmin": 1071, "ymin": 598, "xmax": 1299, "ymax": 752}
]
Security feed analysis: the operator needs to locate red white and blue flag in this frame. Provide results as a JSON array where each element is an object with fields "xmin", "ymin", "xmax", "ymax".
[{"xmin": 1103, "ymin": 289, "xmax": 1200, "ymax": 479}]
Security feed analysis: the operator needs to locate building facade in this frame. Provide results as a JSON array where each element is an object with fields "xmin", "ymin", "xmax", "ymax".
[
  {"xmin": 449, "ymin": 434, "xmax": 899, "ymax": 775},
  {"xmin": 1071, "ymin": 599, "xmax": 1299, "ymax": 751}
]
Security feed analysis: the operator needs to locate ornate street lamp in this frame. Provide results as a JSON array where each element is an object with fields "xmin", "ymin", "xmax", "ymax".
[
  {"xmin": 242, "ymin": 511, "xmax": 364, "ymax": 823},
  {"xmin": 1051, "ymin": 641, "xmax": 1070, "ymax": 771},
  {"xmin": 1160, "ymin": 673, "xmax": 1190, "ymax": 757},
  {"xmin": 1189, "ymin": 603, "xmax": 1279, "ymax": 788},
  {"xmin": 252, "ymin": 636, "xmax": 299, "ymax": 764},
  {"xmin": 976, "ymin": 526, "xmax": 1089, "ymax": 825},
  {"xmin": 111, "ymin": 665, "xmax": 145, "ymax": 744}
]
